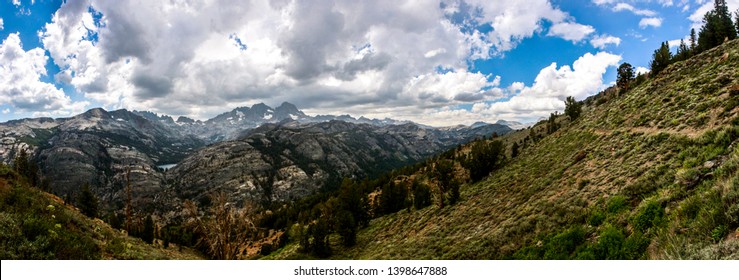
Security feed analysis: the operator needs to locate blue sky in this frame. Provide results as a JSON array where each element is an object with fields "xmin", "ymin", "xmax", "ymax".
[{"xmin": 1, "ymin": 0, "xmax": 737, "ymax": 126}]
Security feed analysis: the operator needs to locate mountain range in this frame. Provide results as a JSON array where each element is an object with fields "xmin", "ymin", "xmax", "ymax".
[
  {"xmin": 0, "ymin": 103, "xmax": 513, "ymax": 221},
  {"xmin": 132, "ymin": 102, "xmax": 416, "ymax": 143}
]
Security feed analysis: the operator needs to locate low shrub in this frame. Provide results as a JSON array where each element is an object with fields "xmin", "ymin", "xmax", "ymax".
[{"xmin": 632, "ymin": 200, "xmax": 665, "ymax": 233}]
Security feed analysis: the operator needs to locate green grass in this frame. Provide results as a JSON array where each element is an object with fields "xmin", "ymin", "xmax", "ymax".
[
  {"xmin": 268, "ymin": 39, "xmax": 739, "ymax": 260},
  {"xmin": 17, "ymin": 128, "xmax": 57, "ymax": 147}
]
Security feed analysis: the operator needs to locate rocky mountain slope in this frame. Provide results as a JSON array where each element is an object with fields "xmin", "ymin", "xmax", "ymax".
[
  {"xmin": 169, "ymin": 120, "xmax": 511, "ymax": 207},
  {"xmin": 270, "ymin": 39, "xmax": 739, "ymax": 260},
  {"xmin": 0, "ymin": 109, "xmax": 204, "ymax": 216},
  {"xmin": 1, "ymin": 103, "xmax": 512, "ymax": 223}
]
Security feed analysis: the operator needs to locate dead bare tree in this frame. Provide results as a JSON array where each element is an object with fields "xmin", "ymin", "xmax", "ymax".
[{"xmin": 184, "ymin": 192, "xmax": 257, "ymax": 259}]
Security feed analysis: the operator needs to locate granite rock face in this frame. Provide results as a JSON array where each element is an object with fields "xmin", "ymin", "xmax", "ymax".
[
  {"xmin": 0, "ymin": 108, "xmax": 203, "ymax": 217},
  {"xmin": 1, "ymin": 105, "xmax": 512, "ymax": 222},
  {"xmin": 167, "ymin": 120, "xmax": 512, "ymax": 207}
]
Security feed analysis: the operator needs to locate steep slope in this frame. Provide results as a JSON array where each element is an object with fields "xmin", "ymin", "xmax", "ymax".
[
  {"xmin": 0, "ymin": 164, "xmax": 202, "ymax": 259},
  {"xmin": 271, "ymin": 39, "xmax": 739, "ymax": 259}
]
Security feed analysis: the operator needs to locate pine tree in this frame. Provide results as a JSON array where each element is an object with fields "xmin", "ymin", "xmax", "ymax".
[
  {"xmin": 412, "ymin": 180, "xmax": 432, "ymax": 209},
  {"xmin": 380, "ymin": 180, "xmax": 408, "ymax": 214},
  {"xmin": 434, "ymin": 160, "xmax": 453, "ymax": 207},
  {"xmin": 13, "ymin": 149, "xmax": 30, "ymax": 176},
  {"xmin": 310, "ymin": 217, "xmax": 331, "ymax": 257},
  {"xmin": 328, "ymin": 177, "xmax": 368, "ymax": 249},
  {"xmin": 616, "ymin": 63, "xmax": 635, "ymax": 90},
  {"xmin": 142, "ymin": 215, "xmax": 155, "ymax": 244},
  {"xmin": 511, "ymin": 141, "xmax": 519, "ymax": 158},
  {"xmin": 650, "ymin": 41, "xmax": 672, "ymax": 76},
  {"xmin": 547, "ymin": 112, "xmax": 559, "ymax": 134},
  {"xmin": 674, "ymin": 39, "xmax": 691, "ymax": 62},
  {"xmin": 565, "ymin": 96, "xmax": 582, "ymax": 121},
  {"xmin": 253, "ymin": 171, "xmax": 274, "ymax": 209},
  {"xmin": 335, "ymin": 210, "xmax": 357, "ymax": 246},
  {"xmin": 447, "ymin": 179, "xmax": 460, "ymax": 205},
  {"xmin": 77, "ymin": 183, "xmax": 99, "ymax": 218},
  {"xmin": 699, "ymin": 11, "xmax": 717, "ymax": 51},
  {"xmin": 634, "ymin": 72, "xmax": 647, "ymax": 87},
  {"xmin": 12, "ymin": 149, "xmax": 38, "ymax": 185},
  {"xmin": 715, "ymin": 0, "xmax": 737, "ymax": 40},
  {"xmin": 698, "ymin": 0, "xmax": 737, "ymax": 52},
  {"xmin": 109, "ymin": 213, "xmax": 123, "ymax": 229},
  {"xmin": 297, "ymin": 224, "xmax": 310, "ymax": 253},
  {"xmin": 465, "ymin": 141, "xmax": 503, "ymax": 183},
  {"xmin": 735, "ymin": 9, "xmax": 739, "ymax": 34},
  {"xmin": 690, "ymin": 28, "xmax": 697, "ymax": 51}
]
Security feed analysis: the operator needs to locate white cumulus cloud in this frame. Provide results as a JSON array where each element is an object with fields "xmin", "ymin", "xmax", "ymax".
[
  {"xmin": 411, "ymin": 51, "xmax": 622, "ymax": 125},
  {"xmin": 548, "ymin": 22, "xmax": 596, "ymax": 42},
  {"xmin": 639, "ymin": 17, "xmax": 663, "ymax": 28},
  {"xmin": 635, "ymin": 66, "xmax": 650, "ymax": 75},
  {"xmin": 0, "ymin": 33, "xmax": 88, "ymax": 117},
  {"xmin": 34, "ymin": 0, "xmax": 601, "ymax": 122},
  {"xmin": 590, "ymin": 34, "xmax": 622, "ymax": 48},
  {"xmin": 613, "ymin": 3, "xmax": 658, "ymax": 16}
]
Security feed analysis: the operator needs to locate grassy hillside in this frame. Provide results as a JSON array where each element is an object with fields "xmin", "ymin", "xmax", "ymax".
[
  {"xmin": 269, "ymin": 39, "xmax": 739, "ymax": 260},
  {"xmin": 0, "ymin": 164, "xmax": 202, "ymax": 260}
]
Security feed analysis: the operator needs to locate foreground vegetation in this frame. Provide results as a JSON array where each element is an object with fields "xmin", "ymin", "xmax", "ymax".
[{"xmin": 0, "ymin": 164, "xmax": 202, "ymax": 259}]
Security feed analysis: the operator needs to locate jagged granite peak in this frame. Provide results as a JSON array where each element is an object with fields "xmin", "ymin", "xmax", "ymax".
[
  {"xmin": 275, "ymin": 101, "xmax": 299, "ymax": 112},
  {"xmin": 208, "ymin": 106, "xmax": 248, "ymax": 123},
  {"xmin": 273, "ymin": 102, "xmax": 307, "ymax": 120},
  {"xmin": 121, "ymin": 102, "xmax": 426, "ymax": 143},
  {"xmin": 206, "ymin": 103, "xmax": 282, "ymax": 124},
  {"xmin": 132, "ymin": 110, "xmax": 175, "ymax": 124},
  {"xmin": 176, "ymin": 116, "xmax": 196, "ymax": 124},
  {"xmin": 247, "ymin": 102, "xmax": 273, "ymax": 121}
]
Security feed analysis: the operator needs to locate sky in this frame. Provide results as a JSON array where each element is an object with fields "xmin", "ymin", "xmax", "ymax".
[{"xmin": 1, "ymin": 0, "xmax": 738, "ymax": 126}]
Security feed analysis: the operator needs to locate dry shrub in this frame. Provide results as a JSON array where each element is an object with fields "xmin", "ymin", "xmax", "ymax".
[{"xmin": 184, "ymin": 192, "xmax": 256, "ymax": 259}]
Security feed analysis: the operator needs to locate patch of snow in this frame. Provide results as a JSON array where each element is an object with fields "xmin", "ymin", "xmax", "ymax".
[
  {"xmin": 264, "ymin": 114, "xmax": 272, "ymax": 120},
  {"xmin": 289, "ymin": 114, "xmax": 297, "ymax": 120},
  {"xmin": 116, "ymin": 118, "xmax": 125, "ymax": 122},
  {"xmin": 158, "ymin": 164, "xmax": 177, "ymax": 170}
]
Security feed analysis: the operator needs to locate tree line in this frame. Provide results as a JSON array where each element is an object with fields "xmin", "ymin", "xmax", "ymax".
[
  {"xmin": 651, "ymin": 0, "xmax": 737, "ymax": 77},
  {"xmin": 615, "ymin": 1, "xmax": 739, "ymax": 92}
]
